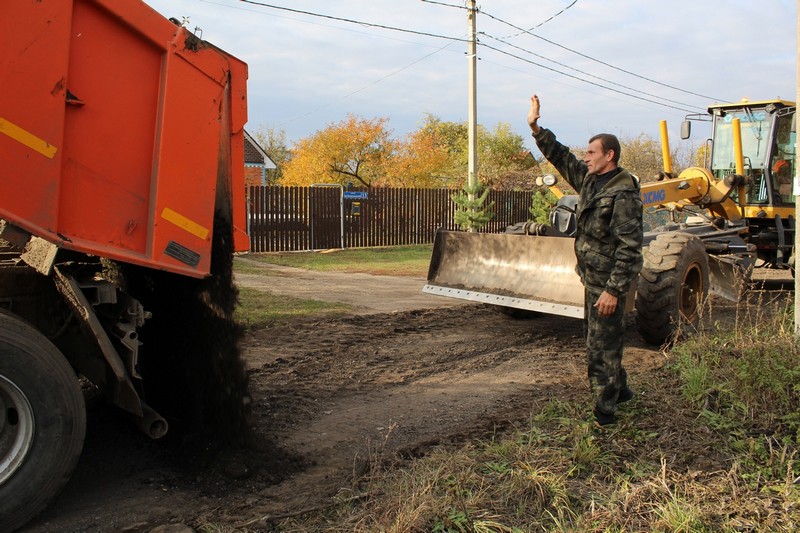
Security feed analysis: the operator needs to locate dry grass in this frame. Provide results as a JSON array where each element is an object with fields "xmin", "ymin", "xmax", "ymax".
[{"xmin": 233, "ymin": 286, "xmax": 352, "ymax": 330}]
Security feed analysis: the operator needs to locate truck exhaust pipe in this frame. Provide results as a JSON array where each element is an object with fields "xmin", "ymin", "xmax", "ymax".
[{"xmin": 134, "ymin": 403, "xmax": 169, "ymax": 440}]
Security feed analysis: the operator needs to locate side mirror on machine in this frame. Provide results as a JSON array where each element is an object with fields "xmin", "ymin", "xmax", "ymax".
[{"xmin": 680, "ymin": 120, "xmax": 692, "ymax": 140}]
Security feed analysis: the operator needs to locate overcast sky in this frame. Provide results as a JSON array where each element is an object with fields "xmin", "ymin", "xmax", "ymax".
[{"xmin": 144, "ymin": 0, "xmax": 796, "ymax": 156}]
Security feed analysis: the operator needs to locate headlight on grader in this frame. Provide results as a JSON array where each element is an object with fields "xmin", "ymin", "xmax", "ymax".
[{"xmin": 536, "ymin": 174, "xmax": 558, "ymax": 187}]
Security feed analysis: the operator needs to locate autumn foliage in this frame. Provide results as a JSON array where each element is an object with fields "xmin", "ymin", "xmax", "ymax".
[
  {"xmin": 281, "ymin": 115, "xmax": 392, "ymax": 187},
  {"xmin": 279, "ymin": 114, "xmax": 537, "ymax": 189},
  {"xmin": 269, "ymin": 114, "xmax": 694, "ymax": 190}
]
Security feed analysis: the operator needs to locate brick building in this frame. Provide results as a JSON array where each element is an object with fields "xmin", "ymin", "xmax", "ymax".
[{"xmin": 244, "ymin": 130, "xmax": 277, "ymax": 186}]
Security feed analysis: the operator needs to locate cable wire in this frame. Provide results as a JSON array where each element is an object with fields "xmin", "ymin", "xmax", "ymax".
[
  {"xmin": 481, "ymin": 32, "xmax": 706, "ymax": 112},
  {"xmin": 276, "ymin": 40, "xmax": 459, "ymax": 128},
  {"xmin": 235, "ymin": 1, "xmax": 720, "ymax": 115},
  {"xmin": 480, "ymin": 42, "xmax": 700, "ymax": 114},
  {"xmin": 480, "ymin": 8, "xmax": 724, "ymax": 102},
  {"xmin": 420, "ymin": 0, "xmax": 467, "ymax": 10},
  {"xmin": 501, "ymin": 0, "xmax": 578, "ymax": 38},
  {"xmin": 239, "ymin": 0, "xmax": 467, "ymax": 42}
]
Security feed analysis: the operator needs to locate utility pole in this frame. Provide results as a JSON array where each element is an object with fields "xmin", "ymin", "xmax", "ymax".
[{"xmin": 467, "ymin": 0, "xmax": 478, "ymax": 199}]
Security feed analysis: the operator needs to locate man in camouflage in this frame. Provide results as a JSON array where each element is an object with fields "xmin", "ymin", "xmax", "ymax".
[{"xmin": 527, "ymin": 94, "xmax": 643, "ymax": 426}]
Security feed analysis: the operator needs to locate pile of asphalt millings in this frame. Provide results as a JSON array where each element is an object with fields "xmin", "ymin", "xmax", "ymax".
[{"xmin": 115, "ymin": 213, "xmax": 251, "ymax": 447}]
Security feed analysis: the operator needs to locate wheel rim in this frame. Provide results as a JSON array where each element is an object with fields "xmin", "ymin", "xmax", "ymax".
[
  {"xmin": 0, "ymin": 374, "xmax": 35, "ymax": 486},
  {"xmin": 679, "ymin": 261, "xmax": 705, "ymax": 320}
]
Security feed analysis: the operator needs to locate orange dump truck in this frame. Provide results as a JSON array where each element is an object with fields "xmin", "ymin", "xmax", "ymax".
[{"xmin": 0, "ymin": 1, "xmax": 250, "ymax": 529}]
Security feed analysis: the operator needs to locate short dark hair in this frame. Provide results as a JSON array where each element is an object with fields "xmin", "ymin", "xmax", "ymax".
[{"xmin": 589, "ymin": 133, "xmax": 621, "ymax": 164}]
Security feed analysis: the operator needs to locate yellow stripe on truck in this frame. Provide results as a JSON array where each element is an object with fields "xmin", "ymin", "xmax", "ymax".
[
  {"xmin": 0, "ymin": 117, "xmax": 58, "ymax": 158},
  {"xmin": 161, "ymin": 208, "xmax": 210, "ymax": 240}
]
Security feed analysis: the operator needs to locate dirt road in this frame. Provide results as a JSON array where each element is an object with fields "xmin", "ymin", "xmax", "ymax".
[
  {"xmin": 24, "ymin": 260, "xmax": 748, "ymax": 532},
  {"xmin": 233, "ymin": 258, "xmax": 460, "ymax": 314}
]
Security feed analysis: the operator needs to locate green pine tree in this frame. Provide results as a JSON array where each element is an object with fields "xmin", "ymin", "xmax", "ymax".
[
  {"xmin": 528, "ymin": 189, "xmax": 559, "ymax": 224},
  {"xmin": 451, "ymin": 181, "xmax": 495, "ymax": 231}
]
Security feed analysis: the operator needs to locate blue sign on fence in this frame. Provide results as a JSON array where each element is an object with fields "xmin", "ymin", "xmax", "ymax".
[{"xmin": 343, "ymin": 191, "xmax": 368, "ymax": 200}]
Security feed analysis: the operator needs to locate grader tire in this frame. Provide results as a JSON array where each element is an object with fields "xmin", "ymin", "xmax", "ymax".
[
  {"xmin": 0, "ymin": 311, "xmax": 86, "ymax": 532},
  {"xmin": 635, "ymin": 232, "xmax": 709, "ymax": 346}
]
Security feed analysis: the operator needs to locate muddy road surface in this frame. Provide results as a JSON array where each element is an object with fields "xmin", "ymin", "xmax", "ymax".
[{"xmin": 25, "ymin": 262, "xmax": 785, "ymax": 532}]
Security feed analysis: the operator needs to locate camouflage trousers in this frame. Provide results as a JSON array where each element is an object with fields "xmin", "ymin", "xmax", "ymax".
[{"xmin": 584, "ymin": 288, "xmax": 629, "ymax": 416}]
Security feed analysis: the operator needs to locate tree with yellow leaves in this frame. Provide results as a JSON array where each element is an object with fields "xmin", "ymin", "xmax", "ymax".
[
  {"xmin": 280, "ymin": 112, "xmax": 539, "ymax": 189},
  {"xmin": 282, "ymin": 115, "xmax": 394, "ymax": 187},
  {"xmin": 379, "ymin": 128, "xmax": 455, "ymax": 188},
  {"xmin": 418, "ymin": 114, "xmax": 535, "ymax": 190}
]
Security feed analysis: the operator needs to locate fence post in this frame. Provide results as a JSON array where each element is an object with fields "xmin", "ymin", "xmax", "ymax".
[{"xmin": 415, "ymin": 190, "xmax": 420, "ymax": 244}]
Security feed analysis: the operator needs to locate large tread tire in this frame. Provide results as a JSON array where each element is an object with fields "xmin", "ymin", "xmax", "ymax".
[
  {"xmin": 0, "ymin": 311, "xmax": 86, "ymax": 532},
  {"xmin": 636, "ymin": 232, "xmax": 709, "ymax": 346}
]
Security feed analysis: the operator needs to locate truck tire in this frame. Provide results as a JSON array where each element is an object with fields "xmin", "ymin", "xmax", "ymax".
[
  {"xmin": 635, "ymin": 232, "xmax": 709, "ymax": 346},
  {"xmin": 0, "ymin": 311, "xmax": 86, "ymax": 532}
]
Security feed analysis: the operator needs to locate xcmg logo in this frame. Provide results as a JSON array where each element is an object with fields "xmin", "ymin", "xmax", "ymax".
[{"xmin": 641, "ymin": 189, "xmax": 667, "ymax": 205}]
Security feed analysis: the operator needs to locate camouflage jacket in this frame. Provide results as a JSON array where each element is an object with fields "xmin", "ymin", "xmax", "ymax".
[{"xmin": 534, "ymin": 128, "xmax": 643, "ymax": 297}]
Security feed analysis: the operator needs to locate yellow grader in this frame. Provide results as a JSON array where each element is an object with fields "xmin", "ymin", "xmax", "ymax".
[{"xmin": 425, "ymin": 99, "xmax": 796, "ymax": 345}]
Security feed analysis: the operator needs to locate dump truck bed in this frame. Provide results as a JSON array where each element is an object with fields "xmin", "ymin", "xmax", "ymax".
[{"xmin": 0, "ymin": 0, "xmax": 249, "ymax": 277}]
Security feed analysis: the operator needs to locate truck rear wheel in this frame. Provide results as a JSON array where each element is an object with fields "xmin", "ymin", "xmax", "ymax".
[
  {"xmin": 635, "ymin": 232, "xmax": 709, "ymax": 346},
  {"xmin": 0, "ymin": 311, "xmax": 86, "ymax": 532}
]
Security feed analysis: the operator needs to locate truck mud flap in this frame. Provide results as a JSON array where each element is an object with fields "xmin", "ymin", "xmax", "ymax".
[{"xmin": 423, "ymin": 230, "xmax": 585, "ymax": 319}]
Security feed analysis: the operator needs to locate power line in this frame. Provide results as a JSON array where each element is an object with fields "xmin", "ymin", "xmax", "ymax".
[
  {"xmin": 481, "ymin": 32, "xmax": 707, "ymax": 112},
  {"xmin": 478, "ymin": 54, "xmax": 675, "ymax": 116},
  {"xmin": 238, "ymin": 0, "xmax": 718, "ymax": 106},
  {"xmin": 238, "ymin": 0, "xmax": 468, "ymax": 43},
  {"xmin": 479, "ymin": 8, "xmax": 724, "ymax": 102},
  {"xmin": 276, "ymin": 40, "xmax": 459, "ymax": 128},
  {"xmin": 501, "ymin": 0, "xmax": 579, "ymax": 38},
  {"xmin": 439, "ymin": 3, "xmax": 716, "ymax": 111},
  {"xmin": 480, "ymin": 42, "xmax": 699, "ymax": 114},
  {"xmin": 235, "ymin": 1, "xmax": 718, "ymax": 117},
  {"xmin": 226, "ymin": 0, "xmax": 466, "ymax": 130},
  {"xmin": 420, "ymin": 0, "xmax": 467, "ymax": 10},
  {"xmin": 199, "ymin": 0, "xmax": 459, "ymax": 51}
]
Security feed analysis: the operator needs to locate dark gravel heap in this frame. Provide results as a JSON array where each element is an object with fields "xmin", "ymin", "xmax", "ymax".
[{"xmin": 118, "ymin": 213, "xmax": 251, "ymax": 446}]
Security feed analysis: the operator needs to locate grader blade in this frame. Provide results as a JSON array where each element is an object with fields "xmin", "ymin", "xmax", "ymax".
[
  {"xmin": 423, "ymin": 230, "xmax": 585, "ymax": 318},
  {"xmin": 708, "ymin": 254, "xmax": 751, "ymax": 302}
]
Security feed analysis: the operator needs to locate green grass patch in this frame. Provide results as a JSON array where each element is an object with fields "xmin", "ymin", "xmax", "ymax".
[
  {"xmin": 240, "ymin": 244, "xmax": 433, "ymax": 277},
  {"xmin": 231, "ymin": 258, "xmax": 280, "ymax": 276},
  {"xmin": 670, "ymin": 298, "xmax": 800, "ymax": 493},
  {"xmin": 233, "ymin": 286, "xmax": 351, "ymax": 330},
  {"xmin": 232, "ymin": 246, "xmax": 430, "ymax": 327}
]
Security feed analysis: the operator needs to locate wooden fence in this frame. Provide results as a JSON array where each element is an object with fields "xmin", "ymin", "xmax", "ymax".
[{"xmin": 247, "ymin": 186, "xmax": 534, "ymax": 252}]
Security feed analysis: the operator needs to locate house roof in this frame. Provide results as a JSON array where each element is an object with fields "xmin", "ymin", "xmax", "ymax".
[{"xmin": 244, "ymin": 130, "xmax": 277, "ymax": 169}]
